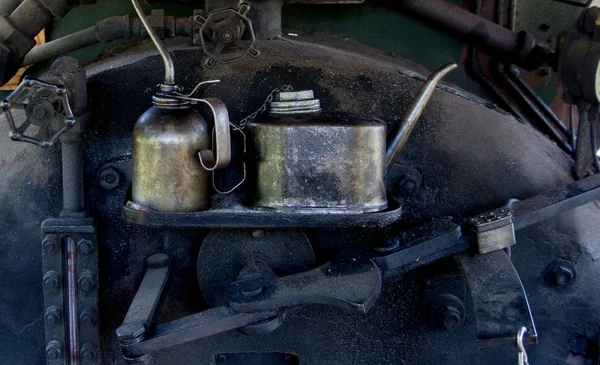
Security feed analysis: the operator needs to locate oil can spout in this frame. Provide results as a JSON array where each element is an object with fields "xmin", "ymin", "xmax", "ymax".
[
  {"xmin": 131, "ymin": 0, "xmax": 175, "ymax": 89},
  {"xmin": 386, "ymin": 63, "xmax": 458, "ymax": 172}
]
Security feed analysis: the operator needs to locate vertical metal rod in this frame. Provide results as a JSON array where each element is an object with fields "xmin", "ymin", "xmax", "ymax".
[
  {"xmin": 130, "ymin": 0, "xmax": 175, "ymax": 87},
  {"xmin": 590, "ymin": 114, "xmax": 600, "ymax": 172},
  {"xmin": 386, "ymin": 63, "xmax": 458, "ymax": 172},
  {"xmin": 61, "ymin": 137, "xmax": 84, "ymax": 214},
  {"xmin": 508, "ymin": 66, "xmax": 570, "ymax": 135},
  {"xmin": 508, "ymin": 0, "xmax": 517, "ymax": 31},
  {"xmin": 502, "ymin": 74, "xmax": 573, "ymax": 154},
  {"xmin": 67, "ymin": 237, "xmax": 79, "ymax": 365},
  {"xmin": 570, "ymin": 105, "xmax": 577, "ymax": 153}
]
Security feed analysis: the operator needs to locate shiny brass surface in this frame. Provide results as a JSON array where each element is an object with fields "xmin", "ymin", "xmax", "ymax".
[
  {"xmin": 132, "ymin": 106, "xmax": 210, "ymax": 212},
  {"xmin": 249, "ymin": 112, "xmax": 387, "ymax": 213}
]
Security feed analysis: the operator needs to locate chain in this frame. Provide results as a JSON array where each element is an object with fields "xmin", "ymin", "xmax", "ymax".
[{"xmin": 235, "ymin": 85, "xmax": 293, "ymax": 130}]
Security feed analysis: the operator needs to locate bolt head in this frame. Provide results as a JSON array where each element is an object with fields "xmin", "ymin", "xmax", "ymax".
[
  {"xmin": 441, "ymin": 308, "xmax": 461, "ymax": 330},
  {"xmin": 98, "ymin": 167, "xmax": 121, "ymax": 190},
  {"xmin": 46, "ymin": 341, "xmax": 61, "ymax": 360},
  {"xmin": 81, "ymin": 349, "xmax": 95, "ymax": 360},
  {"xmin": 251, "ymin": 229, "xmax": 265, "ymax": 240},
  {"xmin": 553, "ymin": 266, "xmax": 575, "ymax": 287},
  {"xmin": 43, "ymin": 272, "xmax": 59, "ymax": 291},
  {"xmin": 80, "ymin": 307, "xmax": 97, "ymax": 326},
  {"xmin": 78, "ymin": 239, "xmax": 94, "ymax": 256},
  {"xmin": 45, "ymin": 308, "xmax": 60, "ymax": 325},
  {"xmin": 78, "ymin": 273, "xmax": 96, "ymax": 292},
  {"xmin": 42, "ymin": 234, "xmax": 59, "ymax": 253}
]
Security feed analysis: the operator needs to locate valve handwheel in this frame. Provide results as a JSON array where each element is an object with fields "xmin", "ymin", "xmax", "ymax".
[
  {"xmin": 194, "ymin": 3, "xmax": 260, "ymax": 68},
  {"xmin": 1, "ymin": 77, "xmax": 75, "ymax": 148}
]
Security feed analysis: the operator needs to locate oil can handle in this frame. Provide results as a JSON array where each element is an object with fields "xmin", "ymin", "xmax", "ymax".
[{"xmin": 197, "ymin": 98, "xmax": 231, "ymax": 171}]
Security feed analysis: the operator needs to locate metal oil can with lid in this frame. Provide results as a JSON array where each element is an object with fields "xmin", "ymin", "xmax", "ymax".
[
  {"xmin": 129, "ymin": 0, "xmax": 230, "ymax": 212},
  {"xmin": 248, "ymin": 90, "xmax": 388, "ymax": 213}
]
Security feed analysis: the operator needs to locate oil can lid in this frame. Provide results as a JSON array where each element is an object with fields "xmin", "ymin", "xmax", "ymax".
[{"xmin": 269, "ymin": 90, "xmax": 322, "ymax": 116}]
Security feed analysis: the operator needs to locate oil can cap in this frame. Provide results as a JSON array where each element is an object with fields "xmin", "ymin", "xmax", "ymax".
[{"xmin": 269, "ymin": 90, "xmax": 322, "ymax": 116}]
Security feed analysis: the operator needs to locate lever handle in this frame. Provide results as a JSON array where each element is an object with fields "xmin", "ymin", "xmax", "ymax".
[{"xmin": 197, "ymin": 97, "xmax": 231, "ymax": 171}]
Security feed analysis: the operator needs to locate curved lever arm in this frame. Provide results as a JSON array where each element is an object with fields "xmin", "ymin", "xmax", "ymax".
[{"xmin": 197, "ymin": 98, "xmax": 231, "ymax": 171}]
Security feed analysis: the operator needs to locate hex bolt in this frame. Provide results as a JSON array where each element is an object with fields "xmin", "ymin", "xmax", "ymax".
[
  {"xmin": 80, "ymin": 342, "xmax": 98, "ymax": 361},
  {"xmin": 80, "ymin": 307, "xmax": 98, "ymax": 327},
  {"xmin": 45, "ymin": 306, "xmax": 62, "ymax": 325},
  {"xmin": 251, "ymin": 229, "xmax": 265, "ymax": 240},
  {"xmin": 77, "ymin": 239, "xmax": 94, "ymax": 256},
  {"xmin": 43, "ymin": 271, "xmax": 60, "ymax": 291},
  {"xmin": 46, "ymin": 341, "xmax": 62, "ymax": 360},
  {"xmin": 428, "ymin": 294, "xmax": 465, "ymax": 331},
  {"xmin": 78, "ymin": 272, "xmax": 96, "ymax": 292},
  {"xmin": 98, "ymin": 166, "xmax": 122, "ymax": 191},
  {"xmin": 438, "ymin": 305, "xmax": 462, "ymax": 331},
  {"xmin": 553, "ymin": 265, "xmax": 575, "ymax": 287},
  {"xmin": 42, "ymin": 234, "xmax": 59, "ymax": 253}
]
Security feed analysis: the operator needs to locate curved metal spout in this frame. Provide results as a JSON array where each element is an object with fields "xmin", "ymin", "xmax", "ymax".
[
  {"xmin": 131, "ymin": 0, "xmax": 175, "ymax": 88},
  {"xmin": 386, "ymin": 62, "xmax": 458, "ymax": 172}
]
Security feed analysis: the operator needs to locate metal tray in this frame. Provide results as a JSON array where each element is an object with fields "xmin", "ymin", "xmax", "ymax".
[{"xmin": 122, "ymin": 192, "xmax": 402, "ymax": 229}]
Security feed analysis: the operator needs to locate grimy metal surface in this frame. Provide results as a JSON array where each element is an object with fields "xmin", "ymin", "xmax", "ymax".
[
  {"xmin": 249, "ymin": 111, "xmax": 387, "ymax": 213},
  {"xmin": 2, "ymin": 33, "xmax": 600, "ymax": 365},
  {"xmin": 132, "ymin": 106, "xmax": 211, "ymax": 212}
]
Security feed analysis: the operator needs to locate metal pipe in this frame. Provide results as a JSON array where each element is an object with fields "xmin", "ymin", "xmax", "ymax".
[
  {"xmin": 0, "ymin": 0, "xmax": 22, "ymax": 16},
  {"xmin": 23, "ymin": 27, "xmax": 98, "ymax": 66},
  {"xmin": 590, "ymin": 114, "xmax": 600, "ymax": 172},
  {"xmin": 130, "ymin": 0, "xmax": 175, "ymax": 87},
  {"xmin": 399, "ymin": 0, "xmax": 519, "ymax": 53},
  {"xmin": 508, "ymin": 65, "xmax": 570, "ymax": 135},
  {"xmin": 23, "ymin": 15, "xmax": 192, "ymax": 67},
  {"xmin": 502, "ymin": 73, "xmax": 573, "ymax": 154},
  {"xmin": 9, "ymin": 0, "xmax": 53, "ymax": 38},
  {"xmin": 386, "ymin": 63, "xmax": 458, "ymax": 172}
]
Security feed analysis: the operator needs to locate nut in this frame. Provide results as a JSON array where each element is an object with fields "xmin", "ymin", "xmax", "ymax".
[
  {"xmin": 553, "ymin": 266, "xmax": 575, "ymax": 287},
  {"xmin": 77, "ymin": 239, "xmax": 94, "ymax": 256},
  {"xmin": 251, "ymin": 229, "xmax": 265, "ymax": 240},
  {"xmin": 45, "ymin": 307, "xmax": 61, "ymax": 325},
  {"xmin": 43, "ymin": 271, "xmax": 60, "ymax": 291},
  {"xmin": 80, "ymin": 307, "xmax": 98, "ymax": 326},
  {"xmin": 80, "ymin": 342, "xmax": 98, "ymax": 361},
  {"xmin": 98, "ymin": 166, "xmax": 121, "ymax": 190},
  {"xmin": 78, "ymin": 272, "xmax": 96, "ymax": 292},
  {"xmin": 42, "ymin": 234, "xmax": 59, "ymax": 253},
  {"xmin": 46, "ymin": 341, "xmax": 62, "ymax": 360}
]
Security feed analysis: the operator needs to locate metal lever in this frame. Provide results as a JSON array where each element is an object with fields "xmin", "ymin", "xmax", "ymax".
[
  {"xmin": 386, "ymin": 62, "xmax": 458, "ymax": 172},
  {"xmin": 116, "ymin": 254, "xmax": 171, "ymax": 355},
  {"xmin": 228, "ymin": 257, "xmax": 382, "ymax": 314}
]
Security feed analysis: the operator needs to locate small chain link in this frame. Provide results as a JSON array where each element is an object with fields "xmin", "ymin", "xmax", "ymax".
[{"xmin": 235, "ymin": 85, "xmax": 293, "ymax": 129}]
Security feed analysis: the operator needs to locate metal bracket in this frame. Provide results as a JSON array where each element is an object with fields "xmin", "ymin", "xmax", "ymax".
[
  {"xmin": 42, "ymin": 217, "xmax": 100, "ymax": 365},
  {"xmin": 468, "ymin": 208, "xmax": 516, "ymax": 254},
  {"xmin": 457, "ymin": 251, "xmax": 538, "ymax": 348}
]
